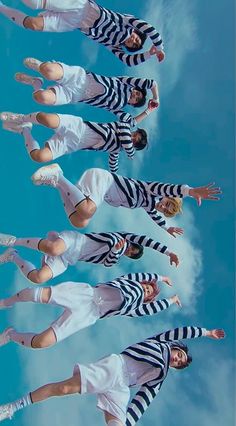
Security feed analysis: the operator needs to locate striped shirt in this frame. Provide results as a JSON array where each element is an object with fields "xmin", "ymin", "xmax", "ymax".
[
  {"xmin": 123, "ymin": 326, "xmax": 207, "ymax": 426},
  {"xmin": 80, "ymin": 1, "xmax": 163, "ymax": 67},
  {"xmin": 83, "ymin": 231, "xmax": 169, "ymax": 267},
  {"xmin": 82, "ymin": 73, "xmax": 156, "ymax": 127},
  {"xmin": 97, "ymin": 272, "xmax": 167, "ymax": 318},
  {"xmin": 84, "ymin": 120, "xmax": 135, "ymax": 172},
  {"xmin": 110, "ymin": 173, "xmax": 190, "ymax": 230}
]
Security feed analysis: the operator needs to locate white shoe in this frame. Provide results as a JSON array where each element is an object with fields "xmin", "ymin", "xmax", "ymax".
[
  {"xmin": 0, "ymin": 403, "xmax": 14, "ymax": 421},
  {"xmin": 0, "ymin": 249, "xmax": 17, "ymax": 264},
  {"xmin": 0, "ymin": 233, "xmax": 16, "ymax": 247},
  {"xmin": 2, "ymin": 121, "xmax": 32, "ymax": 134},
  {"xmin": 15, "ymin": 72, "xmax": 43, "ymax": 88},
  {"xmin": 0, "ymin": 327, "xmax": 13, "ymax": 348},
  {"xmin": 31, "ymin": 164, "xmax": 63, "ymax": 187},
  {"xmin": 24, "ymin": 57, "xmax": 42, "ymax": 72},
  {"xmin": 0, "ymin": 112, "xmax": 24, "ymax": 123}
]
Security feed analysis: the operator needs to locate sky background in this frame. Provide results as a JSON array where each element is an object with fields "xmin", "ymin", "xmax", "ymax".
[{"xmin": 0, "ymin": 0, "xmax": 235, "ymax": 425}]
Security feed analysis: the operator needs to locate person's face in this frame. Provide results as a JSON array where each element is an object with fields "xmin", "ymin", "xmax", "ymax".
[
  {"xmin": 124, "ymin": 31, "xmax": 142, "ymax": 49},
  {"xmin": 155, "ymin": 197, "xmax": 174, "ymax": 216},
  {"xmin": 131, "ymin": 131, "xmax": 142, "ymax": 147},
  {"xmin": 142, "ymin": 283, "xmax": 155, "ymax": 301},
  {"xmin": 124, "ymin": 245, "xmax": 140, "ymax": 258},
  {"xmin": 170, "ymin": 348, "xmax": 187, "ymax": 368},
  {"xmin": 128, "ymin": 89, "xmax": 143, "ymax": 105}
]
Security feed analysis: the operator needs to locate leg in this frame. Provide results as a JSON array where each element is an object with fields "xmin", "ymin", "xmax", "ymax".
[
  {"xmin": 31, "ymin": 374, "xmax": 81, "ymax": 403},
  {"xmin": 104, "ymin": 412, "xmax": 124, "ymax": 426},
  {"xmin": 0, "ymin": 286, "xmax": 48, "ymax": 308},
  {"xmin": 27, "ymin": 264, "xmax": 53, "ymax": 284},
  {"xmin": 33, "ymin": 88, "xmax": 57, "ymax": 105},
  {"xmin": 69, "ymin": 199, "xmax": 97, "ymax": 228},
  {"xmin": 39, "ymin": 62, "xmax": 64, "ymax": 81},
  {"xmin": 36, "ymin": 112, "xmax": 61, "ymax": 129},
  {"xmin": 38, "ymin": 237, "xmax": 66, "ymax": 256},
  {"xmin": 23, "ymin": 15, "xmax": 44, "ymax": 30}
]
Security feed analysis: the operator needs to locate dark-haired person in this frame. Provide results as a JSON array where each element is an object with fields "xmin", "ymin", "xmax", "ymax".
[
  {"xmin": 0, "ymin": 107, "xmax": 152, "ymax": 172},
  {"xmin": 0, "ymin": 326, "xmax": 225, "ymax": 424},
  {"xmin": 30, "ymin": 164, "xmax": 221, "ymax": 236},
  {"xmin": 14, "ymin": 58, "xmax": 159, "ymax": 126},
  {"xmin": 0, "ymin": 0, "xmax": 165, "ymax": 67},
  {"xmin": 0, "ymin": 230, "xmax": 179, "ymax": 284}
]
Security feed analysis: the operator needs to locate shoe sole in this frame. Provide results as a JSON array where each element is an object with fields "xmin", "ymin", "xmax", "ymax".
[{"xmin": 31, "ymin": 163, "xmax": 63, "ymax": 183}]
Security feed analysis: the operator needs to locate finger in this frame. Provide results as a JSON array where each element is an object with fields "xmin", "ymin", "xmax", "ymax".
[{"xmin": 197, "ymin": 197, "xmax": 201, "ymax": 207}]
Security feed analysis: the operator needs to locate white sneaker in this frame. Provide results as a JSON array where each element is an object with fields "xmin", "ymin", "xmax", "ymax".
[
  {"xmin": 0, "ymin": 233, "xmax": 16, "ymax": 247},
  {"xmin": 2, "ymin": 121, "xmax": 32, "ymax": 134},
  {"xmin": 31, "ymin": 164, "xmax": 63, "ymax": 187},
  {"xmin": 15, "ymin": 72, "xmax": 43, "ymax": 88},
  {"xmin": 0, "ymin": 112, "xmax": 24, "ymax": 123},
  {"xmin": 0, "ymin": 403, "xmax": 14, "ymax": 421},
  {"xmin": 0, "ymin": 249, "xmax": 17, "ymax": 264},
  {"xmin": 24, "ymin": 57, "xmax": 42, "ymax": 72},
  {"xmin": 0, "ymin": 327, "xmax": 13, "ymax": 348}
]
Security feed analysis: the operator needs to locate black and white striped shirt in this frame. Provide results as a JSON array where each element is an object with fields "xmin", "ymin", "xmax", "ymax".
[
  {"xmin": 82, "ymin": 73, "xmax": 156, "ymax": 127},
  {"xmin": 84, "ymin": 120, "xmax": 135, "ymax": 172},
  {"xmin": 110, "ymin": 172, "xmax": 190, "ymax": 231},
  {"xmin": 98, "ymin": 272, "xmax": 169, "ymax": 318},
  {"xmin": 123, "ymin": 326, "xmax": 207, "ymax": 426},
  {"xmin": 83, "ymin": 231, "xmax": 169, "ymax": 267},
  {"xmin": 80, "ymin": 1, "xmax": 163, "ymax": 67}
]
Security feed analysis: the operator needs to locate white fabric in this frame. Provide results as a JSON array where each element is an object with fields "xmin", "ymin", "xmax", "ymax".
[
  {"xmin": 94, "ymin": 285, "xmax": 123, "ymax": 317},
  {"xmin": 75, "ymin": 354, "xmax": 130, "ymax": 424},
  {"xmin": 22, "ymin": 0, "xmax": 43, "ymax": 9},
  {"xmin": 49, "ymin": 63, "xmax": 104, "ymax": 105},
  {"xmin": 122, "ymin": 354, "xmax": 161, "ymax": 387},
  {"xmin": 46, "ymin": 114, "xmax": 103, "ymax": 160},
  {"xmin": 49, "ymin": 282, "xmax": 100, "ymax": 341},
  {"xmin": 107, "ymin": 420, "xmax": 123, "ymax": 426}
]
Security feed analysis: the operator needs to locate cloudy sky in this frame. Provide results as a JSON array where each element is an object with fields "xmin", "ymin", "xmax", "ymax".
[{"xmin": 0, "ymin": 0, "xmax": 234, "ymax": 425}]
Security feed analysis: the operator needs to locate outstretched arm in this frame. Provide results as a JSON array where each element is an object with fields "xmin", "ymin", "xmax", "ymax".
[
  {"xmin": 103, "ymin": 238, "xmax": 127, "ymax": 267},
  {"xmin": 126, "ymin": 383, "xmax": 162, "ymax": 426},
  {"xmin": 154, "ymin": 326, "xmax": 225, "ymax": 343},
  {"xmin": 188, "ymin": 183, "xmax": 222, "ymax": 206},
  {"xmin": 127, "ymin": 294, "xmax": 181, "ymax": 317}
]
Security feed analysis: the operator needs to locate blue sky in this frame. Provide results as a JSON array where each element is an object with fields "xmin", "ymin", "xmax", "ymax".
[{"xmin": 0, "ymin": 0, "xmax": 235, "ymax": 425}]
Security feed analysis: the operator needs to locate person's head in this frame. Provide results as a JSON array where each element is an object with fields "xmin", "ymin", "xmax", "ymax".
[
  {"xmin": 124, "ymin": 29, "xmax": 147, "ymax": 52},
  {"xmin": 169, "ymin": 343, "xmax": 192, "ymax": 370},
  {"xmin": 131, "ymin": 128, "xmax": 148, "ymax": 151},
  {"xmin": 124, "ymin": 242, "xmax": 144, "ymax": 259},
  {"xmin": 128, "ymin": 88, "xmax": 147, "ymax": 107},
  {"xmin": 155, "ymin": 197, "xmax": 183, "ymax": 218},
  {"xmin": 141, "ymin": 279, "xmax": 160, "ymax": 303}
]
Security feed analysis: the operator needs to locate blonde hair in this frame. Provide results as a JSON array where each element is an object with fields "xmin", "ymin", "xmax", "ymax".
[{"xmin": 164, "ymin": 197, "xmax": 183, "ymax": 218}]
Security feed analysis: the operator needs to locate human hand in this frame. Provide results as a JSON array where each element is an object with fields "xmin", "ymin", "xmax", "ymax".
[
  {"xmin": 168, "ymin": 252, "xmax": 180, "ymax": 267},
  {"xmin": 162, "ymin": 276, "xmax": 172, "ymax": 286},
  {"xmin": 149, "ymin": 45, "xmax": 159, "ymax": 56},
  {"xmin": 189, "ymin": 183, "xmax": 222, "ymax": 206},
  {"xmin": 170, "ymin": 294, "xmax": 182, "ymax": 307},
  {"xmin": 167, "ymin": 227, "xmax": 184, "ymax": 238},
  {"xmin": 156, "ymin": 49, "xmax": 165, "ymax": 62},
  {"xmin": 206, "ymin": 329, "xmax": 225, "ymax": 339},
  {"xmin": 114, "ymin": 239, "xmax": 126, "ymax": 250},
  {"xmin": 148, "ymin": 99, "xmax": 159, "ymax": 110}
]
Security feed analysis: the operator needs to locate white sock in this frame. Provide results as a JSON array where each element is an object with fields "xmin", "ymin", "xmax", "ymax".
[
  {"xmin": 0, "ymin": 3, "xmax": 28, "ymax": 28},
  {"xmin": 59, "ymin": 189, "xmax": 77, "ymax": 217},
  {"xmin": 22, "ymin": 0, "xmax": 43, "ymax": 9},
  {"xmin": 23, "ymin": 112, "xmax": 40, "ymax": 124},
  {"xmin": 32, "ymin": 80, "xmax": 43, "ymax": 91},
  {"xmin": 22, "ymin": 127, "xmax": 40, "ymax": 154},
  {"xmin": 12, "ymin": 394, "xmax": 32, "ymax": 413},
  {"xmin": 8, "ymin": 329, "xmax": 36, "ymax": 347},
  {"xmin": 14, "ymin": 237, "xmax": 41, "ymax": 250},
  {"xmin": 57, "ymin": 175, "xmax": 86, "ymax": 209},
  {"xmin": 11, "ymin": 252, "xmax": 36, "ymax": 278},
  {"xmin": 2, "ymin": 287, "xmax": 42, "ymax": 307}
]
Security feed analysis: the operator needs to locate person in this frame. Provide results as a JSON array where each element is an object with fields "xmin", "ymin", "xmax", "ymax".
[
  {"xmin": 0, "ymin": 271, "xmax": 180, "ymax": 351},
  {"xmin": 30, "ymin": 163, "xmax": 221, "ymax": 234},
  {"xmin": 0, "ymin": 0, "xmax": 165, "ymax": 67},
  {"xmin": 0, "ymin": 107, "xmax": 151, "ymax": 172},
  {"xmin": 0, "ymin": 230, "xmax": 179, "ymax": 284},
  {"xmin": 0, "ymin": 326, "xmax": 225, "ymax": 424},
  {"xmin": 12, "ymin": 57, "xmax": 159, "ymax": 127}
]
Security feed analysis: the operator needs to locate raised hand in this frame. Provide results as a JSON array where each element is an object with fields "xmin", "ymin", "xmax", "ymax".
[
  {"xmin": 162, "ymin": 276, "xmax": 172, "ymax": 286},
  {"xmin": 170, "ymin": 294, "xmax": 182, "ymax": 307},
  {"xmin": 168, "ymin": 252, "xmax": 180, "ymax": 267},
  {"xmin": 167, "ymin": 227, "xmax": 184, "ymax": 238},
  {"xmin": 156, "ymin": 49, "xmax": 165, "ymax": 62},
  {"xmin": 114, "ymin": 239, "xmax": 126, "ymax": 251},
  {"xmin": 206, "ymin": 329, "xmax": 225, "ymax": 339},
  {"xmin": 189, "ymin": 183, "xmax": 222, "ymax": 206}
]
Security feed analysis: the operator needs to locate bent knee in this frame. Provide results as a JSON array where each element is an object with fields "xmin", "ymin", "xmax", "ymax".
[
  {"xmin": 39, "ymin": 63, "xmax": 57, "ymax": 80},
  {"xmin": 24, "ymin": 16, "xmax": 44, "ymax": 31},
  {"xmin": 31, "ymin": 335, "xmax": 52, "ymax": 349},
  {"xmin": 30, "ymin": 149, "xmax": 51, "ymax": 163},
  {"xmin": 33, "ymin": 90, "xmax": 54, "ymax": 105},
  {"xmin": 28, "ymin": 271, "xmax": 47, "ymax": 284},
  {"xmin": 69, "ymin": 214, "xmax": 90, "ymax": 229},
  {"xmin": 45, "ymin": 241, "xmax": 64, "ymax": 257}
]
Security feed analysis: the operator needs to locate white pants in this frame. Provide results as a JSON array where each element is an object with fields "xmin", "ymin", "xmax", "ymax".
[
  {"xmin": 49, "ymin": 63, "xmax": 88, "ymax": 105},
  {"xmin": 46, "ymin": 114, "xmax": 102, "ymax": 159},
  {"xmin": 77, "ymin": 168, "xmax": 128, "ymax": 208},
  {"xmin": 49, "ymin": 282, "xmax": 100, "ymax": 342},
  {"xmin": 74, "ymin": 354, "xmax": 130, "ymax": 424}
]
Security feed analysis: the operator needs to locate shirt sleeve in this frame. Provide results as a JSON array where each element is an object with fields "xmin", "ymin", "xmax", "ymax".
[
  {"xmin": 127, "ymin": 298, "xmax": 173, "ymax": 317},
  {"xmin": 109, "ymin": 153, "xmax": 120, "ymax": 173},
  {"xmin": 119, "ymin": 272, "xmax": 161, "ymax": 282},
  {"xmin": 126, "ymin": 15, "xmax": 164, "ymax": 50},
  {"xmin": 126, "ymin": 383, "xmax": 162, "ymax": 426},
  {"xmin": 154, "ymin": 326, "xmax": 208, "ymax": 343},
  {"xmin": 106, "ymin": 45, "xmax": 152, "ymax": 67},
  {"xmin": 143, "ymin": 208, "xmax": 168, "ymax": 230},
  {"xmin": 146, "ymin": 181, "xmax": 191, "ymax": 198},
  {"xmin": 121, "ymin": 232, "xmax": 169, "ymax": 254},
  {"xmin": 117, "ymin": 75, "xmax": 156, "ymax": 90}
]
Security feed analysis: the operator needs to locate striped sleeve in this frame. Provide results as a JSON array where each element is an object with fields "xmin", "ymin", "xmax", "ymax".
[
  {"xmin": 114, "ymin": 109, "xmax": 136, "ymax": 127},
  {"xmin": 127, "ymin": 298, "xmax": 172, "ymax": 317},
  {"xmin": 146, "ymin": 181, "xmax": 191, "ymax": 198},
  {"xmin": 143, "ymin": 208, "xmax": 168, "ymax": 230},
  {"xmin": 107, "ymin": 45, "xmax": 152, "ymax": 67},
  {"xmin": 120, "ymin": 272, "xmax": 161, "ymax": 282},
  {"xmin": 126, "ymin": 383, "xmax": 162, "ymax": 426},
  {"xmin": 127, "ymin": 16, "xmax": 164, "ymax": 50},
  {"xmin": 121, "ymin": 232, "xmax": 168, "ymax": 254},
  {"xmin": 117, "ymin": 76, "xmax": 156, "ymax": 90},
  {"xmin": 155, "ymin": 326, "xmax": 207, "ymax": 342},
  {"xmin": 109, "ymin": 153, "xmax": 120, "ymax": 173}
]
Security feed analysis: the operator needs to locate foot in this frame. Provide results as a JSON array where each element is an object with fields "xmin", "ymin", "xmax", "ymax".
[
  {"xmin": 0, "ymin": 112, "xmax": 25, "ymax": 123},
  {"xmin": 0, "ymin": 248, "xmax": 17, "ymax": 264},
  {"xmin": 0, "ymin": 300, "xmax": 12, "ymax": 310},
  {"xmin": 2, "ymin": 121, "xmax": 32, "ymax": 134},
  {"xmin": 24, "ymin": 57, "xmax": 42, "ymax": 72},
  {"xmin": 0, "ymin": 327, "xmax": 13, "ymax": 348},
  {"xmin": 0, "ymin": 403, "xmax": 14, "ymax": 422},
  {"xmin": 31, "ymin": 163, "xmax": 63, "ymax": 187},
  {"xmin": 0, "ymin": 233, "xmax": 16, "ymax": 247},
  {"xmin": 15, "ymin": 72, "xmax": 43, "ymax": 89}
]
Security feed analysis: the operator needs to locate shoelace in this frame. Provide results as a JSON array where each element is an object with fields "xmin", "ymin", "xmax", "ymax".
[{"xmin": 37, "ymin": 175, "xmax": 58, "ymax": 187}]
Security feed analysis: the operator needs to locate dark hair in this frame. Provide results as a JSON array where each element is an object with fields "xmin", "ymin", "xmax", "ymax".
[
  {"xmin": 125, "ymin": 29, "xmax": 147, "ymax": 52},
  {"xmin": 128, "ymin": 242, "xmax": 144, "ymax": 259},
  {"xmin": 134, "ymin": 128, "xmax": 148, "ymax": 151},
  {"xmin": 170, "ymin": 342, "xmax": 193, "ymax": 370},
  {"xmin": 132, "ymin": 88, "xmax": 147, "ymax": 108}
]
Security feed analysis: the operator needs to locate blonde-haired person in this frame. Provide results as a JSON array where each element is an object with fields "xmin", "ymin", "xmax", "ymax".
[{"xmin": 30, "ymin": 164, "xmax": 220, "ymax": 237}]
